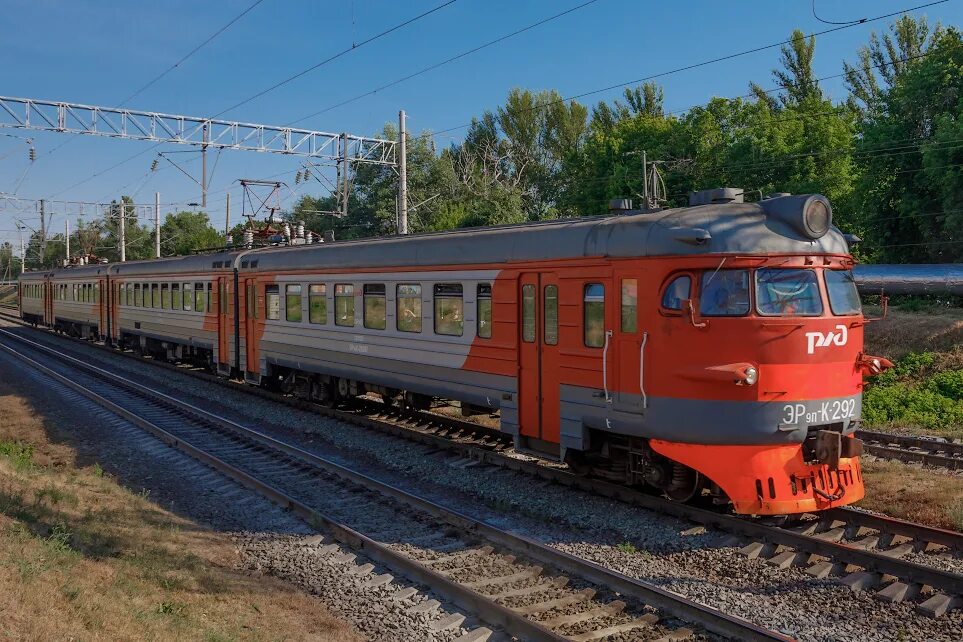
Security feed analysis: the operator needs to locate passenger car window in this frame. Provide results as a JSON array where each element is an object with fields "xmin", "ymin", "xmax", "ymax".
[
  {"xmin": 621, "ymin": 279, "xmax": 637, "ymax": 332},
  {"xmin": 544, "ymin": 285, "xmax": 558, "ymax": 345},
  {"xmin": 363, "ymin": 284, "xmax": 386, "ymax": 330},
  {"xmin": 309, "ymin": 284, "xmax": 327, "ymax": 324},
  {"xmin": 195, "ymin": 282, "xmax": 206, "ymax": 313},
  {"xmin": 151, "ymin": 284, "xmax": 160, "ymax": 308},
  {"xmin": 396, "ymin": 284, "xmax": 422, "ymax": 333},
  {"xmin": 265, "ymin": 285, "xmax": 280, "ymax": 320},
  {"xmin": 700, "ymin": 270, "xmax": 749, "ymax": 316},
  {"xmin": 286, "ymin": 284, "xmax": 302, "ymax": 322},
  {"xmin": 172, "ymin": 283, "xmax": 182, "ymax": 310},
  {"xmin": 477, "ymin": 284, "xmax": 492, "ymax": 339},
  {"xmin": 434, "ymin": 284, "xmax": 464, "ymax": 336},
  {"xmin": 335, "ymin": 284, "xmax": 355, "ymax": 326},
  {"xmin": 825, "ymin": 270, "xmax": 862, "ymax": 316},
  {"xmin": 521, "ymin": 284, "xmax": 536, "ymax": 343},
  {"xmin": 183, "ymin": 283, "xmax": 193, "ymax": 311},
  {"xmin": 661, "ymin": 276, "xmax": 690, "ymax": 311},
  {"xmin": 584, "ymin": 284, "xmax": 605, "ymax": 347},
  {"xmin": 755, "ymin": 269, "xmax": 823, "ymax": 316},
  {"xmin": 161, "ymin": 283, "xmax": 170, "ymax": 309}
]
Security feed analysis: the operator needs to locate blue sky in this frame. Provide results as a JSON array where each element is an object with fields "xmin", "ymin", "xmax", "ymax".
[{"xmin": 0, "ymin": 0, "xmax": 959, "ymax": 249}]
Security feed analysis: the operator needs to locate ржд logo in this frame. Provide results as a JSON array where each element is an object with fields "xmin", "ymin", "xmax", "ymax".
[{"xmin": 805, "ymin": 324, "xmax": 848, "ymax": 354}]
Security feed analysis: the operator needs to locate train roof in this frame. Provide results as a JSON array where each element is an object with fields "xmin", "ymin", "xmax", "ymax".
[
  {"xmin": 240, "ymin": 193, "xmax": 850, "ymax": 273},
  {"xmin": 34, "ymin": 193, "xmax": 851, "ymax": 279}
]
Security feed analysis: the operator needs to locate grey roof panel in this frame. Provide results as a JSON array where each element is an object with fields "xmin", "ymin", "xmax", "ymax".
[{"xmin": 29, "ymin": 195, "xmax": 851, "ymax": 280}]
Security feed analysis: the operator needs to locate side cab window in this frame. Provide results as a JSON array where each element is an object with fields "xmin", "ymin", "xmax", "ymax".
[{"xmin": 660, "ymin": 274, "xmax": 692, "ymax": 313}]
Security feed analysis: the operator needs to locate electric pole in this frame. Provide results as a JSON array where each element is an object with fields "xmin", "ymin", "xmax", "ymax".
[
  {"xmin": 17, "ymin": 221, "xmax": 25, "ymax": 272},
  {"xmin": 340, "ymin": 133, "xmax": 350, "ymax": 218},
  {"xmin": 225, "ymin": 193, "xmax": 231, "ymax": 237},
  {"xmin": 398, "ymin": 110, "xmax": 408, "ymax": 235},
  {"xmin": 642, "ymin": 150, "xmax": 649, "ymax": 209},
  {"xmin": 118, "ymin": 199, "xmax": 126, "ymax": 262},
  {"xmin": 154, "ymin": 191, "xmax": 161, "ymax": 258},
  {"xmin": 65, "ymin": 218, "xmax": 69, "ymax": 264},
  {"xmin": 39, "ymin": 199, "xmax": 46, "ymax": 266},
  {"xmin": 201, "ymin": 123, "xmax": 209, "ymax": 208}
]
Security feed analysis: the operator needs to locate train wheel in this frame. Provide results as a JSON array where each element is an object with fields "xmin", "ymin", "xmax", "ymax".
[
  {"xmin": 563, "ymin": 450, "xmax": 592, "ymax": 477},
  {"xmin": 382, "ymin": 388, "xmax": 402, "ymax": 408},
  {"xmin": 664, "ymin": 463, "xmax": 704, "ymax": 503},
  {"xmin": 403, "ymin": 391, "xmax": 431, "ymax": 411}
]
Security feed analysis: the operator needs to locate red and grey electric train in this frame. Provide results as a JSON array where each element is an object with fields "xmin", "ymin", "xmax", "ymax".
[{"xmin": 19, "ymin": 188, "xmax": 888, "ymax": 515}]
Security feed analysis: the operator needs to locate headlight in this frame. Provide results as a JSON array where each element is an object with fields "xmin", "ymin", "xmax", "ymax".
[
  {"xmin": 760, "ymin": 194, "xmax": 834, "ymax": 240},
  {"xmin": 803, "ymin": 198, "xmax": 831, "ymax": 239},
  {"xmin": 742, "ymin": 366, "xmax": 758, "ymax": 386}
]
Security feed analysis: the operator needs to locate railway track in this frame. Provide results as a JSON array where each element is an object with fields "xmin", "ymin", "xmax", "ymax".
[
  {"xmin": 0, "ymin": 327, "xmax": 786, "ymax": 642},
  {"xmin": 3, "ymin": 312, "xmax": 963, "ymax": 619},
  {"xmin": 856, "ymin": 429, "xmax": 963, "ymax": 471}
]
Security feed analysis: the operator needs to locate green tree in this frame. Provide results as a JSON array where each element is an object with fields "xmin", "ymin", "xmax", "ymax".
[
  {"xmin": 0, "ymin": 242, "xmax": 22, "ymax": 278},
  {"xmin": 160, "ymin": 210, "xmax": 223, "ymax": 256},
  {"xmin": 751, "ymin": 29, "xmax": 820, "ymax": 107},
  {"xmin": 853, "ymin": 27, "xmax": 963, "ymax": 262},
  {"xmin": 844, "ymin": 15, "xmax": 939, "ymax": 112}
]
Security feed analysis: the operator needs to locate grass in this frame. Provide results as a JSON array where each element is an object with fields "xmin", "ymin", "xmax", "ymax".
[
  {"xmin": 863, "ymin": 307, "xmax": 963, "ymax": 439},
  {"xmin": 615, "ymin": 541, "xmax": 638, "ymax": 554},
  {"xmin": 0, "ymin": 379, "xmax": 361, "ymax": 641},
  {"xmin": 858, "ymin": 460, "xmax": 963, "ymax": 531}
]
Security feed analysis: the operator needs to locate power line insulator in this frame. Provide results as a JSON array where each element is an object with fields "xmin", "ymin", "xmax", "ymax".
[
  {"xmin": 303, "ymin": 168, "xmax": 311, "ymax": 181},
  {"xmin": 150, "ymin": 158, "xmax": 159, "ymax": 172},
  {"xmin": 28, "ymin": 147, "xmax": 36, "ymax": 161},
  {"xmin": 295, "ymin": 170, "xmax": 302, "ymax": 184}
]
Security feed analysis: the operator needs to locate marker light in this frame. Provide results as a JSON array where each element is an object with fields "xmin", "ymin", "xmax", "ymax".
[{"xmin": 741, "ymin": 366, "xmax": 758, "ymax": 386}]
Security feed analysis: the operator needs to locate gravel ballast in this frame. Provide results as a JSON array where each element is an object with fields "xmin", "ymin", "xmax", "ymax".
[
  {"xmin": 0, "ymin": 343, "xmax": 483, "ymax": 642},
  {"xmin": 8, "ymin": 326, "xmax": 963, "ymax": 642}
]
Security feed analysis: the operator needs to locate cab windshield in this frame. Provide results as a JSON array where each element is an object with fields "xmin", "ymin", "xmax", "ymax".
[
  {"xmin": 825, "ymin": 269, "xmax": 862, "ymax": 315},
  {"xmin": 755, "ymin": 269, "xmax": 823, "ymax": 316}
]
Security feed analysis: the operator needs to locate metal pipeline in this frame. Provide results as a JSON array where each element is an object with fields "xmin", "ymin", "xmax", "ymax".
[{"xmin": 853, "ymin": 264, "xmax": 963, "ymax": 297}]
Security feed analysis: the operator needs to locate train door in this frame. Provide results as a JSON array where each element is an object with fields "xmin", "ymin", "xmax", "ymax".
[
  {"xmin": 243, "ymin": 277, "xmax": 259, "ymax": 376},
  {"xmin": 111, "ymin": 280, "xmax": 121, "ymax": 343},
  {"xmin": 613, "ymin": 273, "xmax": 645, "ymax": 414},
  {"xmin": 99, "ymin": 277, "xmax": 108, "ymax": 340},
  {"xmin": 44, "ymin": 276, "xmax": 53, "ymax": 326},
  {"xmin": 517, "ymin": 272, "xmax": 562, "ymax": 444},
  {"xmin": 216, "ymin": 276, "xmax": 232, "ymax": 375}
]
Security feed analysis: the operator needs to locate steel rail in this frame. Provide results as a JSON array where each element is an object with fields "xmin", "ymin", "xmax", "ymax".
[
  {"xmin": 857, "ymin": 429, "xmax": 963, "ymax": 471},
  {"xmin": 3, "ymin": 314, "xmax": 963, "ymax": 604},
  {"xmin": 0, "ymin": 327, "xmax": 787, "ymax": 642}
]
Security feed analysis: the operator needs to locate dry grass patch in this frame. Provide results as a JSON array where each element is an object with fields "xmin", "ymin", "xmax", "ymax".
[
  {"xmin": 0, "ymin": 382, "xmax": 361, "ymax": 641},
  {"xmin": 864, "ymin": 307, "xmax": 963, "ymax": 361},
  {"xmin": 858, "ymin": 459, "xmax": 963, "ymax": 531}
]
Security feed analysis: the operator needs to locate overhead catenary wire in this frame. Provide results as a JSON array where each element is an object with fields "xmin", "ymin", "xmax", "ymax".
[
  {"xmin": 117, "ymin": 0, "xmax": 267, "ymax": 107},
  {"xmin": 212, "ymin": 0, "xmax": 459, "ymax": 119},
  {"xmin": 40, "ymin": 0, "xmax": 944, "ymax": 201},
  {"xmin": 38, "ymin": 1, "xmax": 268, "ymax": 164},
  {"xmin": 39, "ymin": 2, "xmax": 455, "ymax": 203},
  {"xmin": 426, "ymin": 0, "xmax": 948, "ymax": 139},
  {"xmin": 27, "ymin": 0, "xmax": 952, "ymax": 253},
  {"xmin": 811, "ymin": 0, "xmax": 868, "ymax": 26},
  {"xmin": 288, "ymin": 0, "xmax": 603, "ymax": 125}
]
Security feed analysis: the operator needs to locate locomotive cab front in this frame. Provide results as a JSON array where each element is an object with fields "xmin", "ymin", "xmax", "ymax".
[{"xmin": 591, "ymin": 192, "xmax": 889, "ymax": 515}]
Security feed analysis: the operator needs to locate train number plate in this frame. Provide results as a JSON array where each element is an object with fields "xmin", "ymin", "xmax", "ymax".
[{"xmin": 782, "ymin": 398, "xmax": 858, "ymax": 426}]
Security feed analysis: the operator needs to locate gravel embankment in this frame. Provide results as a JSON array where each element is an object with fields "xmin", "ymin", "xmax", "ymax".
[
  {"xmin": 9, "ymin": 328, "xmax": 963, "ymax": 642},
  {"xmin": 0, "ymin": 344, "xmax": 482, "ymax": 642}
]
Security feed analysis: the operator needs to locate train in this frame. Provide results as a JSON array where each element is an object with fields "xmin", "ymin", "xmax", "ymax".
[{"xmin": 18, "ymin": 187, "xmax": 889, "ymax": 516}]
